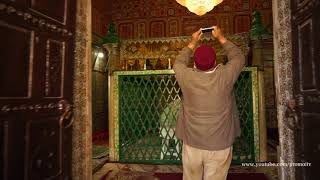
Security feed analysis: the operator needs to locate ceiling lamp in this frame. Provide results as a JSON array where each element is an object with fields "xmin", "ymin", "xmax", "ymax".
[{"xmin": 176, "ymin": 0, "xmax": 224, "ymax": 16}]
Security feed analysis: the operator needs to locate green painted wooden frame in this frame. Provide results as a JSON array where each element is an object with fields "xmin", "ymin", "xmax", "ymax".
[{"xmin": 108, "ymin": 67, "xmax": 260, "ymax": 164}]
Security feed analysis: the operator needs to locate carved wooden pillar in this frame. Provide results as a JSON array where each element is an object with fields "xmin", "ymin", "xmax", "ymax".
[
  {"xmin": 251, "ymin": 37, "xmax": 274, "ymax": 162},
  {"xmin": 73, "ymin": 0, "xmax": 92, "ymax": 179},
  {"xmin": 258, "ymin": 70, "xmax": 268, "ymax": 162},
  {"xmin": 249, "ymin": 11, "xmax": 274, "ymax": 163},
  {"xmin": 251, "ymin": 39, "xmax": 264, "ymax": 68}
]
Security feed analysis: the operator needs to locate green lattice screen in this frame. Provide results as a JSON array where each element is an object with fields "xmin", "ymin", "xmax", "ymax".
[{"xmin": 117, "ymin": 69, "xmax": 258, "ymax": 165}]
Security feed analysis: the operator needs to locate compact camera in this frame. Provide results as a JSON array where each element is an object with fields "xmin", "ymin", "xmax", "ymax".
[{"xmin": 201, "ymin": 27, "xmax": 214, "ymax": 33}]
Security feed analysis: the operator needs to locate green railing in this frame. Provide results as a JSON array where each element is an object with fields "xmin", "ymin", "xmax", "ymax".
[{"xmin": 110, "ymin": 67, "xmax": 260, "ymax": 165}]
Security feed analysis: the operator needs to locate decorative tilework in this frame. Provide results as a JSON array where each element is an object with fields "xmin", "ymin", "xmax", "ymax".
[
  {"xmin": 119, "ymin": 23, "xmax": 134, "ymax": 39},
  {"xmin": 150, "ymin": 20, "xmax": 166, "ymax": 37},
  {"xmin": 168, "ymin": 18, "xmax": 179, "ymax": 37},
  {"xmin": 234, "ymin": 15, "xmax": 251, "ymax": 33},
  {"xmin": 218, "ymin": 16, "xmax": 231, "ymax": 34},
  {"xmin": 136, "ymin": 21, "xmax": 147, "ymax": 39},
  {"xmin": 109, "ymin": 0, "xmax": 272, "ymax": 38}
]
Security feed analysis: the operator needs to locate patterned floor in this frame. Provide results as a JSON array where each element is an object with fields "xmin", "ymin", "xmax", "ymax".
[
  {"xmin": 92, "ymin": 132, "xmax": 279, "ymax": 180},
  {"xmin": 93, "ymin": 163, "xmax": 278, "ymax": 180}
]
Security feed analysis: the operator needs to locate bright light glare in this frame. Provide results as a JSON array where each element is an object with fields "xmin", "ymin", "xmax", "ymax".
[{"xmin": 98, "ymin": 52, "xmax": 104, "ymax": 58}]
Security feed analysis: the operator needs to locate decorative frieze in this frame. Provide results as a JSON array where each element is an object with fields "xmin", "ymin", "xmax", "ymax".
[
  {"xmin": 0, "ymin": 2, "xmax": 72, "ymax": 36},
  {"xmin": 1, "ymin": 100, "xmax": 72, "ymax": 113}
]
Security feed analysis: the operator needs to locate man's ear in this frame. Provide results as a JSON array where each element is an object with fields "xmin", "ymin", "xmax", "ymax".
[{"xmin": 187, "ymin": 59, "xmax": 194, "ymax": 68}]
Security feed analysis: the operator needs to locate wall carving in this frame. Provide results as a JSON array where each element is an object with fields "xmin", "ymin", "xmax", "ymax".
[
  {"xmin": 0, "ymin": 3, "xmax": 73, "ymax": 36},
  {"xmin": 168, "ymin": 18, "xmax": 180, "ymax": 37},
  {"xmin": 45, "ymin": 39, "xmax": 65, "ymax": 97},
  {"xmin": 106, "ymin": 0, "xmax": 272, "ymax": 39},
  {"xmin": 27, "ymin": 120, "xmax": 62, "ymax": 180},
  {"xmin": 272, "ymin": 0, "xmax": 295, "ymax": 179},
  {"xmin": 150, "ymin": 20, "xmax": 166, "ymax": 37},
  {"xmin": 30, "ymin": 0, "xmax": 67, "ymax": 24},
  {"xmin": 234, "ymin": 15, "xmax": 251, "ymax": 33},
  {"xmin": 118, "ymin": 22, "xmax": 134, "ymax": 39},
  {"xmin": 0, "ymin": 21, "xmax": 33, "ymax": 98},
  {"xmin": 107, "ymin": 33, "xmax": 249, "ymax": 72},
  {"xmin": 306, "ymin": 95, "xmax": 320, "ymax": 104},
  {"xmin": 92, "ymin": 0, "xmax": 112, "ymax": 35},
  {"xmin": 0, "ymin": 100, "xmax": 71, "ymax": 113},
  {"xmin": 72, "ymin": 0, "xmax": 92, "ymax": 179},
  {"xmin": 136, "ymin": 21, "xmax": 147, "ymax": 39}
]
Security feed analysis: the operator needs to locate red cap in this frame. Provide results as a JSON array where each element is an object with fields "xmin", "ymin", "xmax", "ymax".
[{"xmin": 194, "ymin": 45, "xmax": 216, "ymax": 71}]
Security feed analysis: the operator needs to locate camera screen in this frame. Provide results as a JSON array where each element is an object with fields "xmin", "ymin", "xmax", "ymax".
[{"xmin": 201, "ymin": 27, "xmax": 214, "ymax": 33}]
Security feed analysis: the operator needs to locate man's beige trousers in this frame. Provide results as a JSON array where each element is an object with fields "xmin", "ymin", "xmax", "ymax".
[{"xmin": 182, "ymin": 143, "xmax": 233, "ymax": 180}]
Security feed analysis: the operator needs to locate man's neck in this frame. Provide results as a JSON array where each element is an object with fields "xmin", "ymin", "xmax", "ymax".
[{"xmin": 194, "ymin": 64, "xmax": 218, "ymax": 73}]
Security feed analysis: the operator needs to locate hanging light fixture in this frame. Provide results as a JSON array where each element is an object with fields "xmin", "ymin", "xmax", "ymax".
[{"xmin": 176, "ymin": 0, "xmax": 224, "ymax": 16}]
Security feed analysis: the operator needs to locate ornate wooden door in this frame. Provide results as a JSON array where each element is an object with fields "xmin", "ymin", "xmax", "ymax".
[
  {"xmin": 0, "ymin": 0, "xmax": 77, "ymax": 179},
  {"xmin": 291, "ymin": 0, "xmax": 320, "ymax": 179}
]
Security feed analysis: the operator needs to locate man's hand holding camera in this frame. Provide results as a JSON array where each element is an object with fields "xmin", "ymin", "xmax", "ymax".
[{"xmin": 188, "ymin": 26, "xmax": 227, "ymax": 50}]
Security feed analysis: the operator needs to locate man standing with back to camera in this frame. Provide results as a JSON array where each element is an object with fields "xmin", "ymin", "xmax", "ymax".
[{"xmin": 173, "ymin": 26, "xmax": 245, "ymax": 180}]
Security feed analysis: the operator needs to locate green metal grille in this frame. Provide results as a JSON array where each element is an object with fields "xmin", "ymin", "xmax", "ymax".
[
  {"xmin": 116, "ymin": 69, "xmax": 258, "ymax": 164},
  {"xmin": 233, "ymin": 71, "xmax": 256, "ymax": 163}
]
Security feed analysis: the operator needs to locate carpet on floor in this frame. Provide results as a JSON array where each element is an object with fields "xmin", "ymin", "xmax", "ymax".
[
  {"xmin": 92, "ymin": 145, "xmax": 109, "ymax": 172},
  {"xmin": 154, "ymin": 173, "xmax": 268, "ymax": 180},
  {"xmin": 93, "ymin": 145, "xmax": 109, "ymax": 159},
  {"xmin": 101, "ymin": 172, "xmax": 269, "ymax": 180}
]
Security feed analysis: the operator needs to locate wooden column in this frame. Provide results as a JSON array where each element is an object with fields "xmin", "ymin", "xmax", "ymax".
[{"xmin": 251, "ymin": 36, "xmax": 273, "ymax": 162}]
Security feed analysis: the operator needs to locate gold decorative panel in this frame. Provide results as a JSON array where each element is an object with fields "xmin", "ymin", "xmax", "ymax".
[{"xmin": 116, "ymin": 33, "xmax": 249, "ymax": 71}]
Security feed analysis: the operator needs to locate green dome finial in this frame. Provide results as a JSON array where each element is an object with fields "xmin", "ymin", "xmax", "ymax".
[
  {"xmin": 103, "ymin": 21, "xmax": 119, "ymax": 44},
  {"xmin": 250, "ymin": 11, "xmax": 271, "ymax": 39}
]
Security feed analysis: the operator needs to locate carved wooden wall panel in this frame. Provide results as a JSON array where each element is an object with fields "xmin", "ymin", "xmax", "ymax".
[
  {"xmin": 0, "ymin": 22, "xmax": 33, "ymax": 98},
  {"xmin": 118, "ymin": 22, "xmax": 134, "ymax": 39},
  {"xmin": 30, "ymin": 0, "xmax": 67, "ymax": 24},
  {"xmin": 135, "ymin": 21, "xmax": 147, "ymax": 39},
  {"xmin": 167, "ymin": 18, "xmax": 179, "ymax": 37},
  {"xmin": 150, "ymin": 20, "xmax": 166, "ymax": 38},
  {"xmin": 234, "ymin": 15, "xmax": 251, "ymax": 33},
  {"xmin": 27, "ymin": 117, "xmax": 62, "ymax": 179},
  {"xmin": 0, "ymin": 119, "xmax": 3, "ymax": 179},
  {"xmin": 109, "ymin": 0, "xmax": 272, "ymax": 39},
  {"xmin": 218, "ymin": 15, "xmax": 232, "ymax": 34},
  {"xmin": 181, "ymin": 16, "xmax": 218, "ymax": 36},
  {"xmin": 291, "ymin": 0, "xmax": 320, "ymax": 179},
  {"xmin": 292, "ymin": 0, "xmax": 320, "ymax": 111},
  {"xmin": 0, "ymin": 0, "xmax": 76, "ymax": 179},
  {"xmin": 3, "ymin": 116, "xmax": 26, "ymax": 180},
  {"xmin": 297, "ymin": 20, "xmax": 316, "ymax": 91},
  {"xmin": 45, "ymin": 39, "xmax": 65, "ymax": 97}
]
